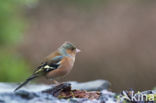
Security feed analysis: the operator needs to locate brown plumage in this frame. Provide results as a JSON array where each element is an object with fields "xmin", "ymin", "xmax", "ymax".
[{"xmin": 14, "ymin": 42, "xmax": 80, "ymax": 92}]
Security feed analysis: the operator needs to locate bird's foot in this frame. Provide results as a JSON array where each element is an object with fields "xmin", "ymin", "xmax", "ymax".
[{"xmin": 52, "ymin": 80, "xmax": 60, "ymax": 85}]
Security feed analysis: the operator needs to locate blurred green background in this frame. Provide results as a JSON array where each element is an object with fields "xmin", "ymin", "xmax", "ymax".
[
  {"xmin": 0, "ymin": 0, "xmax": 31, "ymax": 82},
  {"xmin": 0, "ymin": 0, "xmax": 156, "ymax": 92}
]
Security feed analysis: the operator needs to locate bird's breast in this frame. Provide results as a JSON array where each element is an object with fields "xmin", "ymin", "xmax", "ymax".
[
  {"xmin": 61, "ymin": 56, "xmax": 75, "ymax": 72},
  {"xmin": 46, "ymin": 56, "xmax": 75, "ymax": 79}
]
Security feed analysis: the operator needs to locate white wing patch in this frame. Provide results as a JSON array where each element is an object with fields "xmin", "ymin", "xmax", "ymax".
[
  {"xmin": 44, "ymin": 65, "xmax": 54, "ymax": 72},
  {"xmin": 44, "ymin": 65, "xmax": 51, "ymax": 69}
]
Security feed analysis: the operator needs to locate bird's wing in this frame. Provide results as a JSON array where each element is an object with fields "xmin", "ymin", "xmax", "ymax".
[{"xmin": 33, "ymin": 56, "xmax": 63, "ymax": 75}]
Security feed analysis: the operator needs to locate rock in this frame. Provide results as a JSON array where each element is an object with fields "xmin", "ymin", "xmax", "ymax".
[
  {"xmin": 15, "ymin": 90, "xmax": 39, "ymax": 100},
  {"xmin": 42, "ymin": 83, "xmax": 72, "ymax": 97},
  {"xmin": 0, "ymin": 80, "xmax": 114, "ymax": 103},
  {"xmin": 0, "ymin": 82, "xmax": 51, "ymax": 93},
  {"xmin": 0, "ymin": 91, "xmax": 64, "ymax": 103},
  {"xmin": 69, "ymin": 79, "xmax": 110, "ymax": 91},
  {"xmin": 0, "ymin": 80, "xmax": 110, "ymax": 93},
  {"xmin": 42, "ymin": 83, "xmax": 101, "ymax": 100}
]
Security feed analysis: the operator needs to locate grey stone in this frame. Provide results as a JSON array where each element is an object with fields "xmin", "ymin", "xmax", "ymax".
[{"xmin": 0, "ymin": 80, "xmax": 114, "ymax": 103}]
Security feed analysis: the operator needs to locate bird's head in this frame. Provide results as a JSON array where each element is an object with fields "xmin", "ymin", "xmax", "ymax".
[{"xmin": 60, "ymin": 41, "xmax": 80, "ymax": 56}]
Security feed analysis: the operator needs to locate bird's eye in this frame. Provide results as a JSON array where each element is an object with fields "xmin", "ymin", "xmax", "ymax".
[{"xmin": 71, "ymin": 47, "xmax": 75, "ymax": 51}]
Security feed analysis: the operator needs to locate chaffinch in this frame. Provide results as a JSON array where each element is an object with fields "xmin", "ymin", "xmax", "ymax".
[{"xmin": 14, "ymin": 41, "xmax": 80, "ymax": 92}]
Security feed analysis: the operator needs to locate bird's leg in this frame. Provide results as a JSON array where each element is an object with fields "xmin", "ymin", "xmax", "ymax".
[
  {"xmin": 47, "ymin": 77, "xmax": 61, "ymax": 85},
  {"xmin": 52, "ymin": 80, "xmax": 60, "ymax": 85}
]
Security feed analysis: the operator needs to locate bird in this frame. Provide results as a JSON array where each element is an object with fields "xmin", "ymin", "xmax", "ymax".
[{"xmin": 14, "ymin": 41, "xmax": 80, "ymax": 92}]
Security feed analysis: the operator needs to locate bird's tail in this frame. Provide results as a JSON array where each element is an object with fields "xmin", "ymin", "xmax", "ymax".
[{"xmin": 14, "ymin": 75, "xmax": 38, "ymax": 92}]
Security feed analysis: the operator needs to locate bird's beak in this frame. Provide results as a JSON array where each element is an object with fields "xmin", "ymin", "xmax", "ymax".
[{"xmin": 76, "ymin": 48, "xmax": 81, "ymax": 53}]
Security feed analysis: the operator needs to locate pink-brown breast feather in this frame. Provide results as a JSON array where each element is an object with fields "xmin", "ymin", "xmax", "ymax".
[{"xmin": 46, "ymin": 56, "xmax": 75, "ymax": 79}]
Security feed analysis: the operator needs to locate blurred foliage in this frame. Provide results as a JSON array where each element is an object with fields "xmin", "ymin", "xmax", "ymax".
[
  {"xmin": 0, "ymin": 0, "xmax": 37, "ymax": 82},
  {"xmin": 0, "ymin": 49, "xmax": 30, "ymax": 82},
  {"xmin": 0, "ymin": 1, "xmax": 24, "ymax": 45},
  {"xmin": 0, "ymin": 0, "xmax": 37, "ymax": 45}
]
